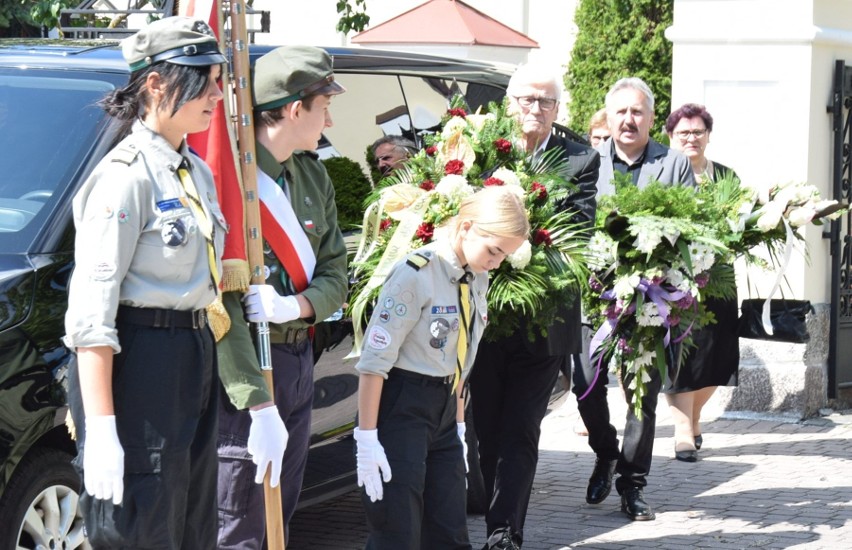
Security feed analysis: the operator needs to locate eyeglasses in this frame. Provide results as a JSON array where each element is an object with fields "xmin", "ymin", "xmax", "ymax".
[
  {"xmin": 674, "ymin": 129, "xmax": 707, "ymax": 140},
  {"xmin": 513, "ymin": 96, "xmax": 558, "ymax": 112}
]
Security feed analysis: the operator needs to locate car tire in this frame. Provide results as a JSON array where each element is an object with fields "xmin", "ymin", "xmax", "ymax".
[
  {"xmin": 0, "ymin": 447, "xmax": 91, "ymax": 549},
  {"xmin": 464, "ymin": 396, "xmax": 488, "ymax": 515}
]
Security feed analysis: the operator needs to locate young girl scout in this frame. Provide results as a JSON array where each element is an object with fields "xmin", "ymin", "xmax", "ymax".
[
  {"xmin": 354, "ymin": 185, "xmax": 531, "ymax": 549},
  {"xmin": 63, "ymin": 16, "xmax": 227, "ymax": 548}
]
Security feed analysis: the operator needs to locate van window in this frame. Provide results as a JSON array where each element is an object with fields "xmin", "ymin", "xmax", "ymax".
[
  {"xmin": 321, "ymin": 73, "xmax": 407, "ymax": 175},
  {"xmin": 0, "ymin": 72, "xmax": 113, "ymax": 234}
]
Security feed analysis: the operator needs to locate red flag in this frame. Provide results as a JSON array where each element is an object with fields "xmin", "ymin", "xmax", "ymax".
[{"xmin": 183, "ymin": 0, "xmax": 250, "ymax": 293}]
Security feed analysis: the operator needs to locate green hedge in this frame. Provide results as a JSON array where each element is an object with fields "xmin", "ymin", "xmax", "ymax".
[{"xmin": 322, "ymin": 156, "xmax": 372, "ymax": 231}]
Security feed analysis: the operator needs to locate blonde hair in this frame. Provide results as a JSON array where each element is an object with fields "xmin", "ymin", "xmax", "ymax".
[
  {"xmin": 453, "ymin": 186, "xmax": 530, "ymax": 240},
  {"xmin": 588, "ymin": 107, "xmax": 608, "ymax": 134}
]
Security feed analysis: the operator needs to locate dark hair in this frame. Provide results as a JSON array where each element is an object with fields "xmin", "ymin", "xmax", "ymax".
[
  {"xmin": 665, "ymin": 103, "xmax": 714, "ymax": 134},
  {"xmin": 371, "ymin": 135, "xmax": 417, "ymax": 157},
  {"xmin": 255, "ymin": 94, "xmax": 322, "ymax": 128},
  {"xmin": 100, "ymin": 62, "xmax": 215, "ymax": 137}
]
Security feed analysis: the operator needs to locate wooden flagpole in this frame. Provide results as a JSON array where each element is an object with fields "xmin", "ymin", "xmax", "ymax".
[{"xmin": 226, "ymin": 1, "xmax": 286, "ymax": 548}]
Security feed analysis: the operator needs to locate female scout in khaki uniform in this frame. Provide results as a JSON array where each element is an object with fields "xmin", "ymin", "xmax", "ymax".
[
  {"xmin": 63, "ymin": 16, "xmax": 226, "ymax": 548},
  {"xmin": 354, "ymin": 186, "xmax": 530, "ymax": 549}
]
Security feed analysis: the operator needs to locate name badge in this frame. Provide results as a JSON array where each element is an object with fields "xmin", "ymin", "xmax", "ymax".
[{"xmin": 157, "ymin": 198, "xmax": 184, "ymax": 212}]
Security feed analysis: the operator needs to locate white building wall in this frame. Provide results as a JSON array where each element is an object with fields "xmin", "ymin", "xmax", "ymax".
[{"xmin": 668, "ymin": 0, "xmax": 852, "ymax": 414}]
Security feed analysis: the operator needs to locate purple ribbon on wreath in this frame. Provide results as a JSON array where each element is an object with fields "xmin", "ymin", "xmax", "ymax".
[{"xmin": 581, "ymin": 279, "xmax": 698, "ymax": 401}]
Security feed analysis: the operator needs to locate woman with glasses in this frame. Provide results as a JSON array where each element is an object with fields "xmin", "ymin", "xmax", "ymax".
[{"xmin": 663, "ymin": 103, "xmax": 740, "ymax": 462}]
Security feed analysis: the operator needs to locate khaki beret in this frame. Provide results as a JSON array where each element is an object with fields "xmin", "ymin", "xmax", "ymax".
[
  {"xmin": 252, "ymin": 45, "xmax": 346, "ymax": 111},
  {"xmin": 122, "ymin": 16, "xmax": 226, "ymax": 72}
]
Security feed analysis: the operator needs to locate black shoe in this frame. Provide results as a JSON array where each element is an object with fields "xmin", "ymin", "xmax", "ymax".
[
  {"xmin": 484, "ymin": 529, "xmax": 520, "ymax": 550},
  {"xmin": 694, "ymin": 434, "xmax": 703, "ymax": 450},
  {"xmin": 586, "ymin": 458, "xmax": 617, "ymax": 504},
  {"xmin": 675, "ymin": 448, "xmax": 698, "ymax": 462},
  {"xmin": 620, "ymin": 487, "xmax": 656, "ymax": 521}
]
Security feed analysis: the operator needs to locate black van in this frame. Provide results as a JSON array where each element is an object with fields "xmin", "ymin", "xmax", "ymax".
[{"xmin": 0, "ymin": 41, "xmax": 517, "ymax": 548}]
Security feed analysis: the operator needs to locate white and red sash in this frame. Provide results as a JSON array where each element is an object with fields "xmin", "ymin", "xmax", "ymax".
[{"xmin": 257, "ymin": 169, "xmax": 316, "ymax": 292}]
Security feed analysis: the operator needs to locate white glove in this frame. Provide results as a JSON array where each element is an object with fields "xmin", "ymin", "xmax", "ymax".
[
  {"xmin": 84, "ymin": 415, "xmax": 124, "ymax": 505},
  {"xmin": 247, "ymin": 406, "xmax": 288, "ymax": 487},
  {"xmin": 243, "ymin": 285, "xmax": 300, "ymax": 324},
  {"xmin": 354, "ymin": 427, "xmax": 392, "ymax": 502},
  {"xmin": 457, "ymin": 422, "xmax": 469, "ymax": 473}
]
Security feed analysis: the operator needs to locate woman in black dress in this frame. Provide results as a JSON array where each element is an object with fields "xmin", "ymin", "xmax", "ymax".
[{"xmin": 664, "ymin": 103, "xmax": 740, "ymax": 462}]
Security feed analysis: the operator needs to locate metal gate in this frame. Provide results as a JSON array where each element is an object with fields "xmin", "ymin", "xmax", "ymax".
[{"xmin": 828, "ymin": 60, "xmax": 852, "ymax": 398}]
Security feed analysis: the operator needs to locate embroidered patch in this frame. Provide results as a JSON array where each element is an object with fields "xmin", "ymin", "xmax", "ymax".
[
  {"xmin": 367, "ymin": 326, "xmax": 391, "ymax": 350},
  {"xmin": 304, "ymin": 196, "xmax": 313, "ymax": 207},
  {"xmin": 429, "ymin": 318, "xmax": 450, "ymax": 349},
  {"xmin": 431, "ymin": 305, "xmax": 458, "ymax": 315},
  {"xmin": 383, "ymin": 297, "xmax": 395, "ymax": 309},
  {"xmin": 451, "ymin": 318, "xmax": 460, "ymax": 331},
  {"xmin": 91, "ymin": 261, "xmax": 116, "ymax": 281},
  {"xmin": 161, "ymin": 219, "xmax": 187, "ymax": 247},
  {"xmin": 304, "ymin": 220, "xmax": 315, "ymax": 229},
  {"xmin": 263, "ymin": 265, "xmax": 271, "ymax": 280},
  {"xmin": 394, "ymin": 304, "xmax": 407, "ymax": 316},
  {"xmin": 378, "ymin": 310, "xmax": 390, "ymax": 323},
  {"xmin": 400, "ymin": 290, "xmax": 415, "ymax": 303},
  {"xmin": 117, "ymin": 208, "xmax": 130, "ymax": 223}
]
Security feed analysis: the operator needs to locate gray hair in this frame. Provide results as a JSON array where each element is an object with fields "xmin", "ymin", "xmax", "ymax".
[
  {"xmin": 371, "ymin": 135, "xmax": 417, "ymax": 156},
  {"xmin": 605, "ymin": 77, "xmax": 655, "ymax": 113},
  {"xmin": 507, "ymin": 63, "xmax": 562, "ymax": 101}
]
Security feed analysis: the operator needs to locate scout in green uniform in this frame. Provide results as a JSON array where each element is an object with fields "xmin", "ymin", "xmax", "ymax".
[
  {"xmin": 63, "ymin": 16, "xmax": 226, "ymax": 548},
  {"xmin": 216, "ymin": 46, "xmax": 349, "ymax": 547},
  {"xmin": 355, "ymin": 186, "xmax": 530, "ymax": 550}
]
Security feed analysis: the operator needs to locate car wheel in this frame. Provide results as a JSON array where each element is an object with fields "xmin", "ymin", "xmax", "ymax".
[
  {"xmin": 0, "ymin": 447, "xmax": 91, "ymax": 549},
  {"xmin": 464, "ymin": 396, "xmax": 488, "ymax": 514}
]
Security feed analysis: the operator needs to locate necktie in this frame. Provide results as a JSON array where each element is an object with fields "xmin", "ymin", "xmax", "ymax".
[
  {"xmin": 454, "ymin": 272, "xmax": 472, "ymax": 392},
  {"xmin": 178, "ymin": 165, "xmax": 220, "ymax": 293}
]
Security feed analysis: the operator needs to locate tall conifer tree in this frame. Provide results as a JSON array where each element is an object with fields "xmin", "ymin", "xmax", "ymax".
[{"xmin": 566, "ymin": 0, "xmax": 674, "ymax": 143}]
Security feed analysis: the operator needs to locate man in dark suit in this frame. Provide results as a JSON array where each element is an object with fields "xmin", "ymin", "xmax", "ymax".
[
  {"xmin": 469, "ymin": 64, "xmax": 599, "ymax": 550},
  {"xmin": 572, "ymin": 77, "xmax": 695, "ymax": 523}
]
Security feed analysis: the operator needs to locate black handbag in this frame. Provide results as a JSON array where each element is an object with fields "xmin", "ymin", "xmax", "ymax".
[{"xmin": 736, "ymin": 298, "xmax": 814, "ymax": 343}]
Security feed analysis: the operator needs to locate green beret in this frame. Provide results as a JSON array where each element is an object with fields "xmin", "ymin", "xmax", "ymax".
[
  {"xmin": 122, "ymin": 16, "xmax": 226, "ymax": 72},
  {"xmin": 252, "ymin": 45, "xmax": 346, "ymax": 111}
]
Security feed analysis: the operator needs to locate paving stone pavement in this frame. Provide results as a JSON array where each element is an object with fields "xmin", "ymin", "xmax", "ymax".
[{"xmin": 288, "ymin": 384, "xmax": 852, "ymax": 549}]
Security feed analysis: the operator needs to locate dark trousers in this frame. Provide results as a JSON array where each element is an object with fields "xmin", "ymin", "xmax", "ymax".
[
  {"xmin": 69, "ymin": 321, "xmax": 219, "ymax": 549},
  {"xmin": 469, "ymin": 335, "xmax": 562, "ymax": 545},
  {"xmin": 361, "ymin": 369, "xmax": 470, "ymax": 550},
  {"xmin": 217, "ymin": 339, "xmax": 314, "ymax": 549},
  {"xmin": 571, "ymin": 340, "xmax": 662, "ymax": 491}
]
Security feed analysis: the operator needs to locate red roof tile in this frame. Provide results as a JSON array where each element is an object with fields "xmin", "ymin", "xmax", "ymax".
[{"xmin": 351, "ymin": 0, "xmax": 538, "ymax": 48}]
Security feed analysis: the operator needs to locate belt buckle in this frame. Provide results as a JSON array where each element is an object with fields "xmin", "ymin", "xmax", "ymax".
[{"xmin": 195, "ymin": 309, "xmax": 207, "ymax": 330}]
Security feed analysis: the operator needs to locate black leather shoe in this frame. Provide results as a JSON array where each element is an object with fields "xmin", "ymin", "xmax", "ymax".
[
  {"xmin": 694, "ymin": 434, "xmax": 703, "ymax": 450},
  {"xmin": 620, "ymin": 487, "xmax": 656, "ymax": 521},
  {"xmin": 675, "ymin": 448, "xmax": 698, "ymax": 462},
  {"xmin": 484, "ymin": 529, "xmax": 520, "ymax": 550},
  {"xmin": 586, "ymin": 458, "xmax": 617, "ymax": 504}
]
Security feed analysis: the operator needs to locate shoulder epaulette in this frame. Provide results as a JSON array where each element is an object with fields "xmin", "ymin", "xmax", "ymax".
[
  {"xmin": 406, "ymin": 252, "xmax": 431, "ymax": 271},
  {"xmin": 111, "ymin": 143, "xmax": 140, "ymax": 165}
]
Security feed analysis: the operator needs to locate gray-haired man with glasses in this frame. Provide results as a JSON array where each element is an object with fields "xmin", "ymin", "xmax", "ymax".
[{"xmin": 468, "ymin": 63, "xmax": 599, "ymax": 550}]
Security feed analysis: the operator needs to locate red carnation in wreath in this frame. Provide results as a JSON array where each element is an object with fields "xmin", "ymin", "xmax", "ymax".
[
  {"xmin": 493, "ymin": 138, "xmax": 512, "ymax": 154},
  {"xmin": 444, "ymin": 159, "xmax": 465, "ymax": 175}
]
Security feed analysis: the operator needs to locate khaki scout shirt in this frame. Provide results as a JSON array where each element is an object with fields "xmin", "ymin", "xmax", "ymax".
[
  {"xmin": 64, "ymin": 121, "xmax": 226, "ymax": 353},
  {"xmin": 356, "ymin": 240, "xmax": 488, "ymax": 381}
]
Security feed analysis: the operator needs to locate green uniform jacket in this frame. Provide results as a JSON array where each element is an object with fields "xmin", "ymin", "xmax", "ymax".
[{"xmin": 217, "ymin": 143, "xmax": 348, "ymax": 409}]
